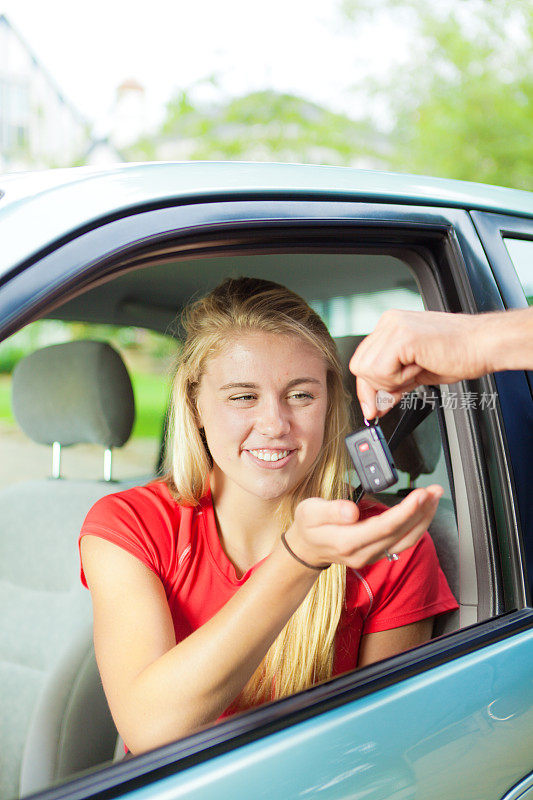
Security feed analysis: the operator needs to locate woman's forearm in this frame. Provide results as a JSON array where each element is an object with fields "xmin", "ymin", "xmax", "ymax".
[{"xmin": 124, "ymin": 542, "xmax": 316, "ymax": 753}]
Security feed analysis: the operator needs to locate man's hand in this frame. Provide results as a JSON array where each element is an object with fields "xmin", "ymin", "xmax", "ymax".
[{"xmin": 349, "ymin": 309, "xmax": 495, "ymax": 419}]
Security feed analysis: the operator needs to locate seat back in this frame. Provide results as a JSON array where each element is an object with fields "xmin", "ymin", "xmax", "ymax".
[{"xmin": 0, "ymin": 341, "xmax": 138, "ymax": 799}]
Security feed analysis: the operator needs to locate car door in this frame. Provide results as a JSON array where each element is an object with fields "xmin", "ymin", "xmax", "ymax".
[
  {"xmin": 1, "ymin": 195, "xmax": 532, "ymax": 800},
  {"xmin": 470, "ymin": 210, "xmax": 533, "ymax": 597}
]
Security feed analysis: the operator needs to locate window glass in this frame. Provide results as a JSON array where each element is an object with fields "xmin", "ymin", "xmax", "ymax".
[
  {"xmin": 0, "ymin": 250, "xmax": 458, "ymax": 800},
  {"xmin": 311, "ymin": 287, "xmax": 423, "ymax": 337},
  {"xmin": 503, "ymin": 237, "xmax": 533, "ymax": 305}
]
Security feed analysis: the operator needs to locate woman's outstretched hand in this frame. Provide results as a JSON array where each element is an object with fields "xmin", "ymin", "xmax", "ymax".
[{"xmin": 284, "ymin": 485, "xmax": 443, "ymax": 570}]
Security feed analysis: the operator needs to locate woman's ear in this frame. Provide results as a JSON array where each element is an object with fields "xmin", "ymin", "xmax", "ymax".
[{"xmin": 195, "ymin": 400, "xmax": 203, "ymax": 430}]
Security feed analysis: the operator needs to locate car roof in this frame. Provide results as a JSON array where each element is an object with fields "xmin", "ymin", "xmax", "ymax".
[{"xmin": 1, "ymin": 161, "xmax": 532, "ymax": 276}]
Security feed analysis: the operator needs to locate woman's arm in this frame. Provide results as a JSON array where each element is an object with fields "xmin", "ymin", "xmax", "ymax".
[
  {"xmin": 82, "ymin": 533, "xmax": 316, "ymax": 754},
  {"xmin": 81, "ymin": 484, "xmax": 441, "ymax": 754},
  {"xmin": 357, "ymin": 618, "xmax": 434, "ymax": 667}
]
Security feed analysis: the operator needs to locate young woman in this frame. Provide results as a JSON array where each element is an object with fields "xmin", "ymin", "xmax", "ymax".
[{"xmin": 79, "ymin": 277, "xmax": 457, "ymax": 755}]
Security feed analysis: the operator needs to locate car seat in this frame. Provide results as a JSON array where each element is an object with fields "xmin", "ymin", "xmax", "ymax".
[
  {"xmin": 334, "ymin": 336, "xmax": 459, "ymax": 635},
  {"xmin": 0, "ymin": 340, "xmax": 140, "ymax": 799}
]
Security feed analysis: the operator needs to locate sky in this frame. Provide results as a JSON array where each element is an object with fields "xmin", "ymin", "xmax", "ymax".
[{"xmin": 0, "ymin": 0, "xmax": 410, "ymax": 134}]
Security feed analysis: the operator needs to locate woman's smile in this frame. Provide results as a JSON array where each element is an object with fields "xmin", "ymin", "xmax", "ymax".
[{"xmin": 243, "ymin": 447, "xmax": 296, "ymax": 468}]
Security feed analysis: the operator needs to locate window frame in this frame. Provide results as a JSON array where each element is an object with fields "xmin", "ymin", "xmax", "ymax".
[
  {"xmin": 1, "ymin": 198, "xmax": 530, "ymax": 800},
  {"xmin": 470, "ymin": 210, "xmax": 533, "ymax": 601}
]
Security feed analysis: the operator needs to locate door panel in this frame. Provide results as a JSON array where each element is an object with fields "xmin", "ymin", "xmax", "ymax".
[
  {"xmin": 470, "ymin": 211, "xmax": 533, "ymax": 596},
  {"xmin": 114, "ymin": 628, "xmax": 533, "ymax": 800}
]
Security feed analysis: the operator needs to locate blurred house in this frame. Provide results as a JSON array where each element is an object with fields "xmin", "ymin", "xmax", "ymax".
[
  {"xmin": 112, "ymin": 79, "xmax": 148, "ymax": 149},
  {"xmin": 0, "ymin": 14, "xmax": 95, "ymax": 172}
]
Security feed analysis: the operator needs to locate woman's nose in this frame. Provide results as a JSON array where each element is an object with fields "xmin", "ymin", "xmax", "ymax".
[{"xmin": 256, "ymin": 399, "xmax": 290, "ymax": 437}]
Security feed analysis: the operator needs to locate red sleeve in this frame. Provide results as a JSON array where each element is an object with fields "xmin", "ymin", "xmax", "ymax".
[
  {"xmin": 78, "ymin": 486, "xmax": 165, "ymax": 588},
  {"xmin": 356, "ymin": 497, "xmax": 458, "ymax": 633}
]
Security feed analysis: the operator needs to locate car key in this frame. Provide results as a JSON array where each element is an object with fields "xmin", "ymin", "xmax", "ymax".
[{"xmin": 345, "ymin": 418, "xmax": 398, "ymax": 494}]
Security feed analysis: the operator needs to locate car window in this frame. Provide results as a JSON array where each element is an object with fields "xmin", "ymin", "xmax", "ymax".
[
  {"xmin": 0, "ymin": 247, "xmax": 460, "ymax": 800},
  {"xmin": 311, "ymin": 288, "xmax": 424, "ymax": 337},
  {"xmin": 503, "ymin": 237, "xmax": 533, "ymax": 304}
]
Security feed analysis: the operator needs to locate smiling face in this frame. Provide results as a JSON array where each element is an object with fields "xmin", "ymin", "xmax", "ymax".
[{"xmin": 195, "ymin": 331, "xmax": 329, "ymax": 506}]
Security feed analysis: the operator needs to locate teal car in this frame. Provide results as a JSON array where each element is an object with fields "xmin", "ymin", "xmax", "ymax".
[{"xmin": 0, "ymin": 163, "xmax": 532, "ymax": 800}]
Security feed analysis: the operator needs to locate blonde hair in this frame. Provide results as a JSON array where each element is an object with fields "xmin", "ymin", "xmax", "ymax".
[{"xmin": 165, "ymin": 277, "xmax": 351, "ymax": 707}]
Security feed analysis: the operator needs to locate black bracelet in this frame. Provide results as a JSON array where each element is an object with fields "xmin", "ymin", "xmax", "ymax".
[{"xmin": 280, "ymin": 532, "xmax": 329, "ymax": 571}]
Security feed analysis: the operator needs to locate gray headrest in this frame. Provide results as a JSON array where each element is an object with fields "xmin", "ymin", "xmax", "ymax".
[
  {"xmin": 12, "ymin": 341, "xmax": 135, "ymax": 448},
  {"xmin": 335, "ymin": 335, "xmax": 441, "ymax": 480}
]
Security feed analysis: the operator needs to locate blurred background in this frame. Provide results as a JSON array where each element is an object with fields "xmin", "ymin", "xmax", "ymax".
[
  {"xmin": 0, "ymin": 0, "xmax": 532, "ymax": 481},
  {"xmin": 1, "ymin": 0, "xmax": 532, "ymax": 188}
]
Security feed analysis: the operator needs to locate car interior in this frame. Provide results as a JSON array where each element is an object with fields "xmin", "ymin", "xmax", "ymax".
[{"xmin": 0, "ymin": 248, "xmax": 463, "ymax": 800}]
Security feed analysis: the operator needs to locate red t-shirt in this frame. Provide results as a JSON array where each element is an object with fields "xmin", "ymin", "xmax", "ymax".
[{"xmin": 79, "ymin": 481, "xmax": 457, "ymax": 685}]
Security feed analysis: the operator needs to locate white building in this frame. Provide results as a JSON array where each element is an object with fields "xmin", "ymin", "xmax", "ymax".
[
  {"xmin": 111, "ymin": 79, "xmax": 148, "ymax": 149},
  {"xmin": 0, "ymin": 14, "xmax": 93, "ymax": 172}
]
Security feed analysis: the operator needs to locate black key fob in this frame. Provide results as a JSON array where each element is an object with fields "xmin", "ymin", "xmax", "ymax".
[{"xmin": 345, "ymin": 420, "xmax": 398, "ymax": 493}]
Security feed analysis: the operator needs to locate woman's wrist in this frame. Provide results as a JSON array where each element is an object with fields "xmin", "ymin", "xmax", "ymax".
[
  {"xmin": 271, "ymin": 535, "xmax": 323, "ymax": 588},
  {"xmin": 280, "ymin": 531, "xmax": 330, "ymax": 571}
]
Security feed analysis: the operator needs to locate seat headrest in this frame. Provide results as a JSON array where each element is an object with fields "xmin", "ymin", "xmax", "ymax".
[
  {"xmin": 335, "ymin": 335, "xmax": 441, "ymax": 480},
  {"xmin": 12, "ymin": 340, "xmax": 135, "ymax": 449}
]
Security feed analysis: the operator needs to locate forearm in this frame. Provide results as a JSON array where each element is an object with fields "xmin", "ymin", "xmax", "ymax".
[
  {"xmin": 123, "ymin": 542, "xmax": 317, "ymax": 752},
  {"xmin": 478, "ymin": 308, "xmax": 533, "ymax": 372}
]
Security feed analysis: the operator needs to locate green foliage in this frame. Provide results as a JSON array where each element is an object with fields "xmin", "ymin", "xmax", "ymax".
[
  {"xmin": 0, "ymin": 377, "xmax": 14, "ymax": 423},
  {"xmin": 125, "ymin": 1, "xmax": 533, "ymax": 188},
  {"xmin": 127, "ymin": 88, "xmax": 374, "ymax": 166},
  {"xmin": 130, "ymin": 371, "xmax": 170, "ymax": 439},
  {"xmin": 342, "ymin": 0, "xmax": 533, "ymax": 189},
  {"xmin": 0, "ymin": 347, "xmax": 26, "ymax": 374},
  {"xmin": 0, "ymin": 320, "xmax": 173, "ymax": 368}
]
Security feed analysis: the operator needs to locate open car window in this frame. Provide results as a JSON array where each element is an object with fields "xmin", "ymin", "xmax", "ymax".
[
  {"xmin": 0, "ymin": 195, "xmax": 529, "ymax": 800},
  {"xmin": 0, "ymin": 243, "xmax": 461, "ymax": 799}
]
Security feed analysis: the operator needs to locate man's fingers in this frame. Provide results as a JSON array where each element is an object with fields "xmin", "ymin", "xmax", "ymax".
[
  {"xmin": 348, "ymin": 309, "xmax": 493, "ymax": 401},
  {"xmin": 399, "ymin": 362, "xmax": 424, "ymax": 388},
  {"xmin": 356, "ymin": 377, "xmax": 377, "ymax": 420},
  {"xmin": 353, "ymin": 361, "xmax": 425, "ymax": 420}
]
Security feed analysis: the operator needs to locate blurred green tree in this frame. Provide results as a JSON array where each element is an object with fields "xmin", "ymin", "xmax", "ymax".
[
  {"xmin": 126, "ymin": 87, "xmax": 375, "ymax": 167},
  {"xmin": 342, "ymin": 0, "xmax": 533, "ymax": 189}
]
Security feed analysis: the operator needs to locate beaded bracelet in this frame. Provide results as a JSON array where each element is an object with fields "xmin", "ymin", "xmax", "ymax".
[{"xmin": 280, "ymin": 531, "xmax": 329, "ymax": 571}]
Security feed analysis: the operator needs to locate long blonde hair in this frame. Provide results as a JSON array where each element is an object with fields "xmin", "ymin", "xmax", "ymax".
[{"xmin": 165, "ymin": 277, "xmax": 351, "ymax": 706}]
